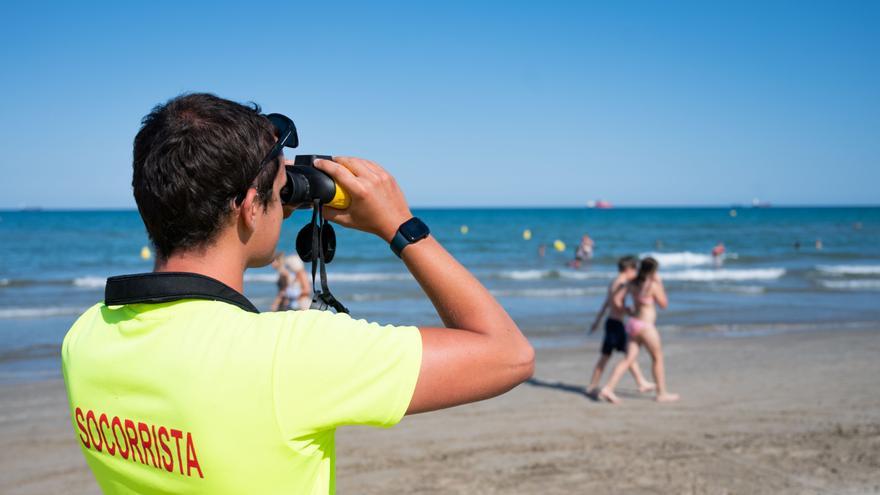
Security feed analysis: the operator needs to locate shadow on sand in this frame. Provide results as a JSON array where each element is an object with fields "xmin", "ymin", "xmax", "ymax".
[
  {"xmin": 525, "ymin": 377, "xmax": 595, "ymax": 400},
  {"xmin": 525, "ymin": 377, "xmax": 652, "ymax": 402}
]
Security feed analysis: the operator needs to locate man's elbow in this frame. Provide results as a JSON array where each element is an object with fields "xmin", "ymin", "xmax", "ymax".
[{"xmin": 512, "ymin": 340, "xmax": 535, "ymax": 382}]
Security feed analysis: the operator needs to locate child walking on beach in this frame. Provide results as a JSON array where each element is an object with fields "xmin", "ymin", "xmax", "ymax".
[
  {"xmin": 587, "ymin": 256, "xmax": 654, "ymax": 396},
  {"xmin": 599, "ymin": 257, "xmax": 680, "ymax": 404}
]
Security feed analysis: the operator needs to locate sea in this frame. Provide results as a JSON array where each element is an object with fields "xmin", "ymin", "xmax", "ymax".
[{"xmin": 1, "ymin": 207, "xmax": 878, "ymax": 382}]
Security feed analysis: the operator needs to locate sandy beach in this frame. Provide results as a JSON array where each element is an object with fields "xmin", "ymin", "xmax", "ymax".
[{"xmin": 2, "ymin": 328, "xmax": 878, "ymax": 494}]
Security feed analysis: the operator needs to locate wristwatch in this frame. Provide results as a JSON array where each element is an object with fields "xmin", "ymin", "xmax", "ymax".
[{"xmin": 390, "ymin": 217, "xmax": 430, "ymax": 258}]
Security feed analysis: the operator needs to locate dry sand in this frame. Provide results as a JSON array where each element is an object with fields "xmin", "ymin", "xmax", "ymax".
[{"xmin": 2, "ymin": 328, "xmax": 879, "ymax": 494}]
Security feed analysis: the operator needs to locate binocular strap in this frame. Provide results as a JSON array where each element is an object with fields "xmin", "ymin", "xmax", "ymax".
[{"xmin": 307, "ymin": 200, "xmax": 349, "ymax": 314}]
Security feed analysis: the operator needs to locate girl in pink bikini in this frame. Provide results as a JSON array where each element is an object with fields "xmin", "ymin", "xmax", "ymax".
[{"xmin": 599, "ymin": 257, "xmax": 680, "ymax": 404}]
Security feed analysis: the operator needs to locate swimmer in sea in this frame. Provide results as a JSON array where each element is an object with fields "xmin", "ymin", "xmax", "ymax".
[
  {"xmin": 599, "ymin": 257, "xmax": 679, "ymax": 404},
  {"xmin": 571, "ymin": 234, "xmax": 594, "ymax": 268},
  {"xmin": 711, "ymin": 242, "xmax": 725, "ymax": 265},
  {"xmin": 587, "ymin": 256, "xmax": 654, "ymax": 396}
]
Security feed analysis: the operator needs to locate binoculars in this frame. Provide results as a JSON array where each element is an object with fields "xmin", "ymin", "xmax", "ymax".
[{"xmin": 280, "ymin": 155, "xmax": 350, "ymax": 209}]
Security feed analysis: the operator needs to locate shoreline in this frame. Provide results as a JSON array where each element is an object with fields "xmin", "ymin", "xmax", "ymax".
[{"xmin": 1, "ymin": 327, "xmax": 879, "ymax": 494}]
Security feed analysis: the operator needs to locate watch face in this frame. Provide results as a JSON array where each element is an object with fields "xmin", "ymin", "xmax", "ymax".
[{"xmin": 400, "ymin": 217, "xmax": 430, "ymax": 242}]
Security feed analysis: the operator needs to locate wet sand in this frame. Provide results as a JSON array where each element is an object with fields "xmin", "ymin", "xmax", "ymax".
[{"xmin": 2, "ymin": 328, "xmax": 879, "ymax": 494}]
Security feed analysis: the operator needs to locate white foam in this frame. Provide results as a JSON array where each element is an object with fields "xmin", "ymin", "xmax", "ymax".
[
  {"xmin": 498, "ymin": 269, "xmax": 547, "ymax": 280},
  {"xmin": 816, "ymin": 265, "xmax": 880, "ymax": 276},
  {"xmin": 331, "ymin": 272, "xmax": 412, "ymax": 282},
  {"xmin": 492, "ymin": 287, "xmax": 605, "ymax": 298},
  {"xmin": 661, "ymin": 268, "xmax": 785, "ymax": 281},
  {"xmin": 641, "ymin": 251, "xmax": 714, "ymax": 267},
  {"xmin": 246, "ymin": 272, "xmax": 412, "ymax": 283},
  {"xmin": 709, "ymin": 285, "xmax": 766, "ymax": 294},
  {"xmin": 0, "ymin": 307, "xmax": 85, "ymax": 319},
  {"xmin": 558, "ymin": 270, "xmax": 616, "ymax": 280},
  {"xmin": 498, "ymin": 269, "xmax": 614, "ymax": 281},
  {"xmin": 73, "ymin": 276, "xmax": 106, "ymax": 289},
  {"xmin": 818, "ymin": 279, "xmax": 880, "ymax": 290}
]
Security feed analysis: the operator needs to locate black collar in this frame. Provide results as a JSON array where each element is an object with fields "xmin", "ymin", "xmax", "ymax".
[{"xmin": 104, "ymin": 272, "xmax": 259, "ymax": 314}]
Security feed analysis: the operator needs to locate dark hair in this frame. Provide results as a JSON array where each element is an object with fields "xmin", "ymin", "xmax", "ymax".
[
  {"xmin": 635, "ymin": 257, "xmax": 659, "ymax": 286},
  {"xmin": 617, "ymin": 255, "xmax": 638, "ymax": 272},
  {"xmin": 132, "ymin": 93, "xmax": 278, "ymax": 259}
]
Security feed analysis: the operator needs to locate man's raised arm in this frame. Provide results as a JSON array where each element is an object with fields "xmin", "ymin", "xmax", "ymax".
[{"xmin": 316, "ymin": 157, "xmax": 535, "ymax": 415}]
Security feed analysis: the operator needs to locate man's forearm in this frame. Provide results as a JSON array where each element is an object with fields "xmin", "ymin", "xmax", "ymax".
[{"xmin": 401, "ymin": 236, "xmax": 516, "ymax": 335}]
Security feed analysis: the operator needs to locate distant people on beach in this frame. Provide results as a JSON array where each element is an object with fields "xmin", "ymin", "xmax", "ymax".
[
  {"xmin": 270, "ymin": 252, "xmax": 311, "ymax": 311},
  {"xmin": 587, "ymin": 256, "xmax": 655, "ymax": 396},
  {"xmin": 599, "ymin": 257, "xmax": 679, "ymax": 404},
  {"xmin": 711, "ymin": 242, "xmax": 725, "ymax": 265},
  {"xmin": 571, "ymin": 234, "xmax": 594, "ymax": 268}
]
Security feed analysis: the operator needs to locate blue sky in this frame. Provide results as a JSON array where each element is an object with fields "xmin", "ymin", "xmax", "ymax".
[{"xmin": 0, "ymin": 1, "xmax": 877, "ymax": 208}]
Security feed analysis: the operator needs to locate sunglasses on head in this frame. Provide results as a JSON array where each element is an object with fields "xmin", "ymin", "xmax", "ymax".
[{"xmin": 234, "ymin": 113, "xmax": 299, "ymax": 205}]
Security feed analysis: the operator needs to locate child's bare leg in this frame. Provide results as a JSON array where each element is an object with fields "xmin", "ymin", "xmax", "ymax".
[
  {"xmin": 599, "ymin": 341, "xmax": 639, "ymax": 404},
  {"xmin": 628, "ymin": 360, "xmax": 656, "ymax": 392},
  {"xmin": 641, "ymin": 327, "xmax": 679, "ymax": 402},
  {"xmin": 588, "ymin": 353, "xmax": 611, "ymax": 393}
]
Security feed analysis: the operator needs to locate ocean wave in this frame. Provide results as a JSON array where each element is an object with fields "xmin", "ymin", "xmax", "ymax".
[
  {"xmin": 246, "ymin": 272, "xmax": 413, "ymax": 283},
  {"xmin": 497, "ymin": 269, "xmax": 614, "ymax": 281},
  {"xmin": 641, "ymin": 251, "xmax": 715, "ymax": 267},
  {"xmin": 0, "ymin": 306, "xmax": 86, "ymax": 319},
  {"xmin": 73, "ymin": 276, "xmax": 107, "ymax": 288},
  {"xmin": 818, "ymin": 279, "xmax": 880, "ymax": 291},
  {"xmin": 708, "ymin": 285, "xmax": 766, "ymax": 294},
  {"xmin": 492, "ymin": 287, "xmax": 606, "ymax": 298},
  {"xmin": 661, "ymin": 268, "xmax": 785, "ymax": 281},
  {"xmin": 816, "ymin": 265, "xmax": 880, "ymax": 276}
]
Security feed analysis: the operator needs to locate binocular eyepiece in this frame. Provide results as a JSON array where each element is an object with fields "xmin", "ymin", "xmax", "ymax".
[{"xmin": 280, "ymin": 155, "xmax": 350, "ymax": 209}]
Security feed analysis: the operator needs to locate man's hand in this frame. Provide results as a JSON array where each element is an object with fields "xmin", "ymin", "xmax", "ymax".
[
  {"xmin": 589, "ymin": 320, "xmax": 600, "ymax": 334},
  {"xmin": 314, "ymin": 157, "xmax": 413, "ymax": 242}
]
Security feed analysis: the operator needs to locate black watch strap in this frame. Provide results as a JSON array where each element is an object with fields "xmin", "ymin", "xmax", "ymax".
[{"xmin": 390, "ymin": 217, "xmax": 430, "ymax": 258}]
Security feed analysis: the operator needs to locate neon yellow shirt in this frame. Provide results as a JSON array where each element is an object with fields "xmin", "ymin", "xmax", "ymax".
[{"xmin": 62, "ymin": 299, "xmax": 422, "ymax": 494}]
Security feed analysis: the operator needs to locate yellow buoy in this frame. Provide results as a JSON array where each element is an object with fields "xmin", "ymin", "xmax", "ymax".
[
  {"xmin": 140, "ymin": 246, "xmax": 152, "ymax": 261},
  {"xmin": 460, "ymin": 225, "xmax": 469, "ymax": 235},
  {"xmin": 729, "ymin": 209, "xmax": 737, "ymax": 218},
  {"xmin": 523, "ymin": 229, "xmax": 532, "ymax": 240},
  {"xmin": 553, "ymin": 240, "xmax": 566, "ymax": 252}
]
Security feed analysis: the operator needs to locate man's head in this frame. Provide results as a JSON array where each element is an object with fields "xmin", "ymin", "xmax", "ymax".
[
  {"xmin": 132, "ymin": 93, "xmax": 285, "ymax": 264},
  {"xmin": 617, "ymin": 255, "xmax": 638, "ymax": 279}
]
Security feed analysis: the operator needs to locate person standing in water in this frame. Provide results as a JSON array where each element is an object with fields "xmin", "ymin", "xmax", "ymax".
[
  {"xmin": 572, "ymin": 234, "xmax": 594, "ymax": 268},
  {"xmin": 599, "ymin": 257, "xmax": 679, "ymax": 404},
  {"xmin": 711, "ymin": 242, "xmax": 725, "ymax": 265},
  {"xmin": 270, "ymin": 251, "xmax": 311, "ymax": 311},
  {"xmin": 587, "ymin": 256, "xmax": 654, "ymax": 396},
  {"xmin": 284, "ymin": 253, "xmax": 311, "ymax": 310}
]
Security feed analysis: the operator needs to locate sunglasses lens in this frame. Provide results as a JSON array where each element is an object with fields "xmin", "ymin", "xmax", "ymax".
[{"xmin": 267, "ymin": 114, "xmax": 298, "ymax": 148}]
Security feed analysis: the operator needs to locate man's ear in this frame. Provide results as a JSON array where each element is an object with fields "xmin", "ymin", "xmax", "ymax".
[{"xmin": 239, "ymin": 188, "xmax": 261, "ymax": 232}]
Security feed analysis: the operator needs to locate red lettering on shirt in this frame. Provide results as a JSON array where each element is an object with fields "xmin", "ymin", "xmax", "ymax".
[
  {"xmin": 74, "ymin": 407, "xmax": 90, "ymax": 449},
  {"xmin": 170, "ymin": 428, "xmax": 184, "ymax": 475},
  {"xmin": 185, "ymin": 432, "xmax": 204, "ymax": 479},
  {"xmin": 99, "ymin": 414, "xmax": 115, "ymax": 456},
  {"xmin": 138, "ymin": 422, "xmax": 158, "ymax": 468},
  {"xmin": 111, "ymin": 416, "xmax": 129, "ymax": 459},
  {"xmin": 86, "ymin": 410, "xmax": 103, "ymax": 452},
  {"xmin": 71, "ymin": 407, "xmax": 205, "ymax": 479},
  {"xmin": 158, "ymin": 426, "xmax": 173, "ymax": 472},
  {"xmin": 124, "ymin": 419, "xmax": 144, "ymax": 464}
]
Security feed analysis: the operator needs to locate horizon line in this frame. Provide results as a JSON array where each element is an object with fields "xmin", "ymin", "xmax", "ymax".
[{"xmin": 2, "ymin": 203, "xmax": 879, "ymax": 213}]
